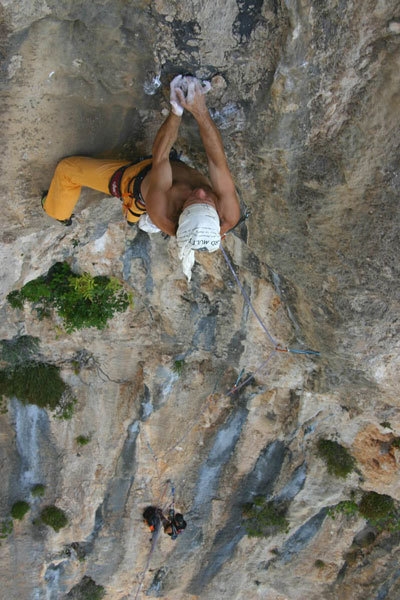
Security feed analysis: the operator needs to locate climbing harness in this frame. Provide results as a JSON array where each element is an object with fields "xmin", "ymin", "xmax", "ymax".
[
  {"xmin": 109, "ymin": 150, "xmax": 189, "ymax": 224},
  {"xmin": 108, "ymin": 158, "xmax": 152, "ymax": 223}
]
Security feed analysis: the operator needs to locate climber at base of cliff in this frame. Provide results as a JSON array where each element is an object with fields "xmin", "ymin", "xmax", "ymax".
[
  {"xmin": 143, "ymin": 505, "xmax": 187, "ymax": 540},
  {"xmin": 41, "ymin": 74, "xmax": 241, "ymax": 279}
]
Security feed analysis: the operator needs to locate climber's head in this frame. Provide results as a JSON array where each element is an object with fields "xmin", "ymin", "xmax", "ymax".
[
  {"xmin": 176, "ymin": 201, "xmax": 221, "ymax": 280},
  {"xmin": 182, "ymin": 186, "xmax": 218, "ymax": 211}
]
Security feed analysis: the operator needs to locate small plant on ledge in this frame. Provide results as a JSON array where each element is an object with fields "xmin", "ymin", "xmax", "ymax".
[
  {"xmin": 328, "ymin": 491, "xmax": 400, "ymax": 533},
  {"xmin": 172, "ymin": 359, "xmax": 185, "ymax": 375},
  {"xmin": 0, "ymin": 335, "xmax": 76, "ymax": 419},
  {"xmin": 359, "ymin": 491, "xmax": 400, "ymax": 533},
  {"xmin": 242, "ymin": 496, "xmax": 289, "ymax": 537},
  {"xmin": 317, "ymin": 439, "xmax": 355, "ymax": 478},
  {"xmin": 0, "ymin": 361, "xmax": 75, "ymax": 419},
  {"xmin": 76, "ymin": 434, "xmax": 91, "ymax": 446},
  {"xmin": 0, "ymin": 518, "xmax": 13, "ymax": 539},
  {"xmin": 66, "ymin": 576, "xmax": 105, "ymax": 599},
  {"xmin": 11, "ymin": 500, "xmax": 30, "ymax": 520},
  {"xmin": 31, "ymin": 484, "xmax": 46, "ymax": 498},
  {"xmin": 7, "ymin": 261, "xmax": 133, "ymax": 332},
  {"xmin": 40, "ymin": 505, "xmax": 68, "ymax": 532}
]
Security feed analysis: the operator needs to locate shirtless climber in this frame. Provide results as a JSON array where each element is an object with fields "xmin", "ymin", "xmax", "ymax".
[
  {"xmin": 143, "ymin": 505, "xmax": 187, "ymax": 540},
  {"xmin": 42, "ymin": 75, "xmax": 241, "ymax": 279}
]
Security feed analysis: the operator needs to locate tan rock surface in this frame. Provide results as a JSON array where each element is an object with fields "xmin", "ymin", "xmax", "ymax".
[{"xmin": 0, "ymin": 1, "xmax": 399, "ymax": 599}]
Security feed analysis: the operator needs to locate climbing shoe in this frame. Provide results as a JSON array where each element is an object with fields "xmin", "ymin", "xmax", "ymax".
[
  {"xmin": 41, "ymin": 191, "xmax": 73, "ymax": 226},
  {"xmin": 40, "ymin": 191, "xmax": 48, "ymax": 209},
  {"xmin": 57, "ymin": 217, "xmax": 73, "ymax": 226}
]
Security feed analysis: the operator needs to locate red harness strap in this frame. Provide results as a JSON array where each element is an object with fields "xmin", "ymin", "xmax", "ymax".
[{"xmin": 108, "ymin": 163, "xmax": 134, "ymax": 199}]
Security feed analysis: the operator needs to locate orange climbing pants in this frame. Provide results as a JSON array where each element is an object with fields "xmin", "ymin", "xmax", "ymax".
[{"xmin": 43, "ymin": 156, "xmax": 152, "ymax": 223}]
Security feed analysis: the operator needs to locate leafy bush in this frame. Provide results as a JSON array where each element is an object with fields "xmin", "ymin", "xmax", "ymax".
[
  {"xmin": 358, "ymin": 492, "xmax": 400, "ymax": 532},
  {"xmin": 76, "ymin": 435, "xmax": 91, "ymax": 446},
  {"xmin": 0, "ymin": 396, "xmax": 7, "ymax": 414},
  {"xmin": 31, "ymin": 484, "xmax": 46, "ymax": 497},
  {"xmin": 0, "ymin": 362, "xmax": 66, "ymax": 408},
  {"xmin": 11, "ymin": 500, "xmax": 30, "ymax": 520},
  {"xmin": 0, "ymin": 336, "xmax": 75, "ymax": 418},
  {"xmin": 40, "ymin": 505, "xmax": 68, "ymax": 532},
  {"xmin": 7, "ymin": 262, "xmax": 132, "ymax": 332},
  {"xmin": 329, "ymin": 492, "xmax": 400, "ymax": 533},
  {"xmin": 359, "ymin": 492, "xmax": 394, "ymax": 520},
  {"xmin": 328, "ymin": 499, "xmax": 359, "ymax": 519},
  {"xmin": 0, "ymin": 361, "xmax": 74, "ymax": 418},
  {"xmin": 172, "ymin": 359, "xmax": 185, "ymax": 375},
  {"xmin": 317, "ymin": 439, "xmax": 355, "ymax": 478},
  {"xmin": 242, "ymin": 497, "xmax": 289, "ymax": 537},
  {"xmin": 66, "ymin": 576, "xmax": 105, "ymax": 599},
  {"xmin": 0, "ymin": 335, "xmax": 40, "ymax": 367},
  {"xmin": 0, "ymin": 518, "xmax": 13, "ymax": 538}
]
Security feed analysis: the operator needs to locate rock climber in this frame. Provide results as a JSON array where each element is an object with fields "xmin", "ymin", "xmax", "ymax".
[
  {"xmin": 143, "ymin": 505, "xmax": 187, "ymax": 540},
  {"xmin": 41, "ymin": 74, "xmax": 241, "ymax": 279}
]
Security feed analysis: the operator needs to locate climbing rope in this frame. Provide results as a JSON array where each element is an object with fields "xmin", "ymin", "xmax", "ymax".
[
  {"xmin": 132, "ymin": 525, "xmax": 162, "ymax": 600},
  {"xmin": 226, "ymin": 348, "xmax": 277, "ymax": 396},
  {"xmin": 219, "ymin": 243, "xmax": 278, "ymax": 347},
  {"xmin": 219, "ymin": 242, "xmax": 320, "ymax": 358}
]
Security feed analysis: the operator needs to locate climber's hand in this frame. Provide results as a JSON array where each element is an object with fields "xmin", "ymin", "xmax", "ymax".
[
  {"xmin": 170, "ymin": 74, "xmax": 184, "ymax": 116},
  {"xmin": 175, "ymin": 78, "xmax": 210, "ymax": 119}
]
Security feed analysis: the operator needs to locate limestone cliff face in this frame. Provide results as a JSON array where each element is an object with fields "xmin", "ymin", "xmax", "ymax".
[{"xmin": 0, "ymin": 1, "xmax": 399, "ymax": 599}]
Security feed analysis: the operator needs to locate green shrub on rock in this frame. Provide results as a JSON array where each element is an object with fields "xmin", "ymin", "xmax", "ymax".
[
  {"xmin": 0, "ymin": 361, "xmax": 75, "ymax": 419},
  {"xmin": 0, "ymin": 362, "xmax": 66, "ymax": 409},
  {"xmin": 358, "ymin": 491, "xmax": 400, "ymax": 532},
  {"xmin": 0, "ymin": 518, "xmax": 13, "ymax": 538},
  {"xmin": 7, "ymin": 262, "xmax": 132, "ymax": 332},
  {"xmin": 40, "ymin": 505, "xmax": 68, "ymax": 532},
  {"xmin": 328, "ymin": 499, "xmax": 359, "ymax": 519},
  {"xmin": 31, "ymin": 484, "xmax": 46, "ymax": 497},
  {"xmin": 76, "ymin": 434, "xmax": 91, "ymax": 446},
  {"xmin": 66, "ymin": 576, "xmax": 105, "ymax": 599},
  {"xmin": 11, "ymin": 500, "xmax": 30, "ymax": 520},
  {"xmin": 0, "ymin": 335, "xmax": 40, "ymax": 367},
  {"xmin": 329, "ymin": 491, "xmax": 400, "ymax": 534},
  {"xmin": 317, "ymin": 439, "xmax": 355, "ymax": 478},
  {"xmin": 359, "ymin": 491, "xmax": 394, "ymax": 520},
  {"xmin": 242, "ymin": 497, "xmax": 289, "ymax": 537},
  {"xmin": 0, "ymin": 335, "xmax": 75, "ymax": 419},
  {"xmin": 172, "ymin": 359, "xmax": 185, "ymax": 375}
]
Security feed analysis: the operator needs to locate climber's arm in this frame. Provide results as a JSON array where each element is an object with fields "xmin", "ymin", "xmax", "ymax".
[
  {"xmin": 176, "ymin": 83, "xmax": 241, "ymax": 233},
  {"xmin": 145, "ymin": 112, "xmax": 182, "ymax": 236}
]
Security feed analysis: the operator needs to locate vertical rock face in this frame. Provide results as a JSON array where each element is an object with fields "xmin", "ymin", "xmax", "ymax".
[{"xmin": 0, "ymin": 1, "xmax": 399, "ymax": 599}]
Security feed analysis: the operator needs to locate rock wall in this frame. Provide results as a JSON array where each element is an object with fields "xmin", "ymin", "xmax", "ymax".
[{"xmin": 0, "ymin": 1, "xmax": 399, "ymax": 599}]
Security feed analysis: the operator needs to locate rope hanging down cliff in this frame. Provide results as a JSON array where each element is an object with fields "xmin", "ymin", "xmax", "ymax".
[{"xmin": 218, "ymin": 242, "xmax": 320, "ymax": 395}]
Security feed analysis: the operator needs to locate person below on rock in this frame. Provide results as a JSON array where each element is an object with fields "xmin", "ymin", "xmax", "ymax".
[
  {"xmin": 143, "ymin": 505, "xmax": 187, "ymax": 540},
  {"xmin": 41, "ymin": 74, "xmax": 241, "ymax": 279}
]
